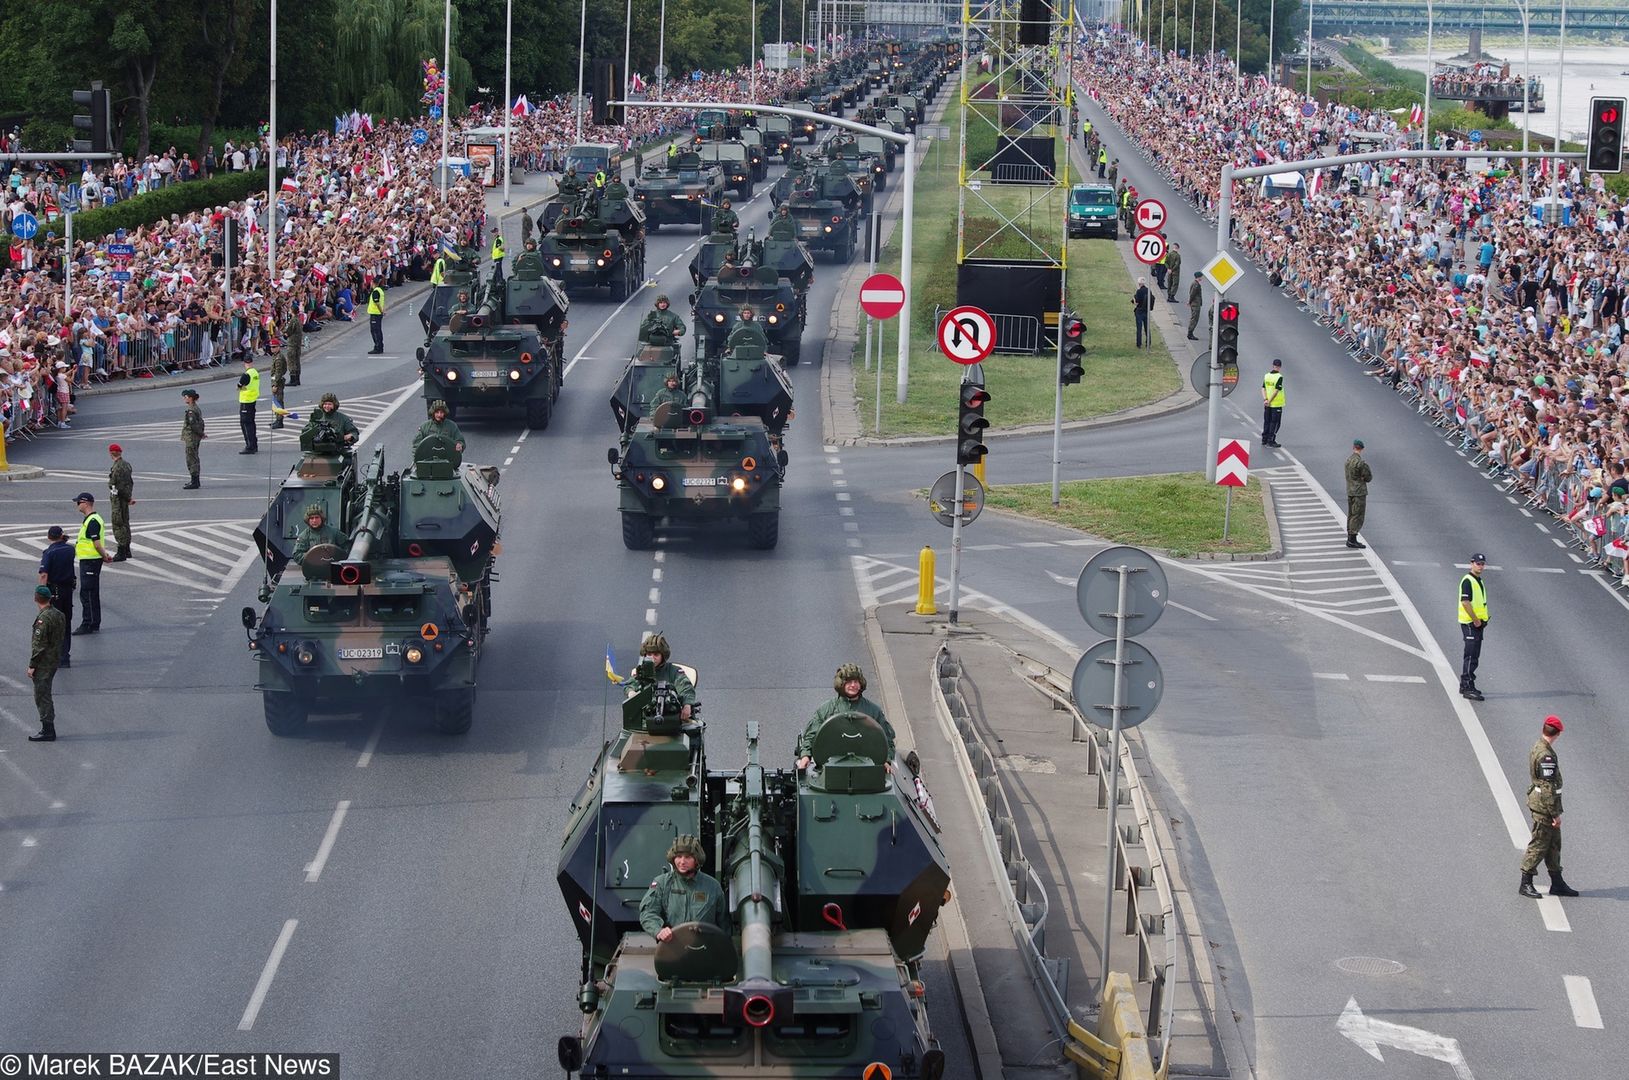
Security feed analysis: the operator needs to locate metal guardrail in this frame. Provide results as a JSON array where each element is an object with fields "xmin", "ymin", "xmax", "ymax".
[
  {"xmin": 932, "ymin": 305, "xmax": 1042, "ymax": 355},
  {"xmin": 1013, "ymin": 649, "xmax": 1178, "ymax": 1075}
]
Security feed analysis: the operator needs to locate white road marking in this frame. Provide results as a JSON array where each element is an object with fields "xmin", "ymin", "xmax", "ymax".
[
  {"xmin": 652, "ymin": 551, "xmax": 665, "ymax": 563},
  {"xmin": 829, "ymin": 467, "xmax": 845, "ymax": 476},
  {"xmin": 1312, "ymin": 672, "xmax": 1350, "ymax": 680},
  {"xmin": 645, "ymin": 607, "xmax": 658, "ymax": 625},
  {"xmin": 832, "ymin": 478, "xmax": 848, "ymax": 487},
  {"xmin": 1364, "ymin": 674, "xmax": 1428, "ymax": 684},
  {"xmin": 835, "ymin": 492, "xmax": 851, "ymax": 502},
  {"xmin": 1337, "ymin": 998, "xmax": 1475, "ymax": 1079},
  {"xmin": 1535, "ymin": 522, "xmax": 1551, "ymax": 533},
  {"xmin": 509, "ymin": 444, "xmax": 521, "ymax": 455},
  {"xmin": 843, "ymin": 522, "xmax": 859, "ymax": 532},
  {"xmin": 1168, "ymin": 600, "xmax": 1216, "ymax": 621},
  {"xmin": 1516, "ymin": 567, "xmax": 1566, "ymax": 574},
  {"xmin": 568, "ymin": 283, "xmax": 656, "ymax": 372},
  {"xmin": 1552, "ymin": 538, "xmax": 1568, "ymax": 549},
  {"xmin": 1568, "ymin": 552, "xmax": 1584, "ymax": 563},
  {"xmin": 1391, "ymin": 561, "xmax": 1442, "ymax": 568},
  {"xmin": 826, "ymin": 455, "xmax": 842, "ymax": 464},
  {"xmin": 356, "ymin": 718, "xmax": 384, "ymax": 768},
  {"xmin": 1519, "ymin": 507, "xmax": 1534, "ymax": 517},
  {"xmin": 1587, "ymin": 573, "xmax": 1629, "ymax": 615},
  {"xmin": 1564, "ymin": 975, "xmax": 1604, "ymax": 1029},
  {"xmin": 847, "ymin": 538, "xmax": 863, "ymax": 548},
  {"xmin": 651, "ymin": 568, "xmax": 663, "ymax": 582},
  {"xmin": 0, "ymin": 674, "xmax": 27, "ymax": 692},
  {"xmin": 648, "ymin": 587, "xmax": 660, "ymax": 604},
  {"xmin": 238, "ymin": 918, "xmax": 298, "ymax": 1030},
  {"xmin": 503, "ymin": 457, "xmax": 515, "ymax": 468},
  {"xmin": 1453, "ymin": 564, "xmax": 1503, "ymax": 570},
  {"xmin": 1539, "ymin": 895, "xmax": 1571, "ymax": 931},
  {"xmin": 304, "ymin": 801, "xmax": 351, "ymax": 883},
  {"xmin": 517, "ymin": 429, "xmax": 530, "ymax": 444},
  {"xmin": 823, "ymin": 445, "xmax": 839, "ymax": 453}
]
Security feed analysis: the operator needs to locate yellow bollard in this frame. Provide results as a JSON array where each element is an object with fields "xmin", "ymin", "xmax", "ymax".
[
  {"xmin": 972, "ymin": 457, "xmax": 986, "ymax": 488},
  {"xmin": 0, "ymin": 429, "xmax": 9, "ymax": 471},
  {"xmin": 914, "ymin": 545, "xmax": 938, "ymax": 615}
]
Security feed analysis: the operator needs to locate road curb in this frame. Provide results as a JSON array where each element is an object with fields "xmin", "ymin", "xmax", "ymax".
[{"xmin": 0, "ymin": 464, "xmax": 46, "ymax": 481}]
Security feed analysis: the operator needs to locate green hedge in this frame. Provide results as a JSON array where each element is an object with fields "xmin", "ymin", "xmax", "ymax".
[{"xmin": 2, "ymin": 168, "xmax": 281, "ymax": 247}]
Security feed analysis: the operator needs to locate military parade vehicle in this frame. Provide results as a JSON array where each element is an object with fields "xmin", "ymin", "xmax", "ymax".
[
  {"xmin": 783, "ymin": 162, "xmax": 864, "ymax": 262},
  {"xmin": 695, "ymin": 140, "xmax": 755, "ymax": 199},
  {"xmin": 858, "ymin": 130, "xmax": 898, "ymax": 174},
  {"xmin": 632, "ymin": 151, "xmax": 724, "ymax": 232},
  {"xmin": 692, "ymin": 258, "xmax": 808, "ymax": 365},
  {"xmin": 417, "ymin": 243, "xmax": 482, "ymax": 334},
  {"xmin": 607, "ymin": 325, "xmax": 793, "ymax": 549},
  {"xmin": 538, "ymin": 192, "xmax": 648, "ymax": 300},
  {"xmin": 738, "ymin": 126, "xmax": 771, "ymax": 182},
  {"xmin": 825, "ymin": 134, "xmax": 887, "ymax": 195},
  {"xmin": 785, "ymin": 101, "xmax": 820, "ymax": 143},
  {"xmin": 246, "ymin": 437, "xmax": 501, "ymax": 737},
  {"xmin": 417, "ymin": 262, "xmax": 567, "ymax": 430},
  {"xmin": 555, "ymin": 701, "xmax": 950, "ymax": 1079},
  {"xmin": 760, "ymin": 114, "xmax": 796, "ymax": 160},
  {"xmin": 687, "ymin": 226, "xmax": 742, "ymax": 287}
]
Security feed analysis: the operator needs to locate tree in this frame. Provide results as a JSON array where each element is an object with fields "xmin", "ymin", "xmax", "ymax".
[
  {"xmin": 190, "ymin": 0, "xmax": 257, "ymax": 160},
  {"xmin": 333, "ymin": 0, "xmax": 473, "ymax": 119}
]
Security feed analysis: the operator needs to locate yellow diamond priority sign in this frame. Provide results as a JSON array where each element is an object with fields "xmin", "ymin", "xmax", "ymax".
[{"xmin": 1201, "ymin": 252, "xmax": 1243, "ymax": 294}]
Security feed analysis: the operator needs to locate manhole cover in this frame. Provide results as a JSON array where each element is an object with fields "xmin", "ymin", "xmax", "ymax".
[{"xmin": 1335, "ymin": 956, "xmax": 1407, "ymax": 976}]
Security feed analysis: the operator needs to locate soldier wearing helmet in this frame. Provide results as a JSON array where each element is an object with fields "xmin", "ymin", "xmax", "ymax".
[
  {"xmin": 301, "ymin": 392, "xmax": 359, "ymax": 449},
  {"xmin": 715, "ymin": 198, "xmax": 739, "ymax": 235},
  {"xmin": 638, "ymin": 833, "xmax": 729, "ymax": 942},
  {"xmin": 290, "ymin": 504, "xmax": 343, "ymax": 563},
  {"xmin": 649, "ymin": 370, "xmax": 686, "ymax": 427},
  {"xmin": 626, "ymin": 631, "xmax": 696, "ymax": 719},
  {"xmin": 796, "ymin": 663, "xmax": 896, "ymax": 770},
  {"xmin": 767, "ymin": 204, "xmax": 797, "ymax": 240},
  {"xmin": 416, "ymin": 399, "xmax": 465, "ymax": 455},
  {"xmin": 639, "ymin": 294, "xmax": 686, "ymax": 345},
  {"xmin": 723, "ymin": 305, "xmax": 769, "ymax": 352}
]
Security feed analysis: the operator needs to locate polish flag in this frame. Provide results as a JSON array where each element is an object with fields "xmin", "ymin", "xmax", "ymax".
[
  {"xmin": 1606, "ymin": 538, "xmax": 1629, "ymax": 558},
  {"xmin": 1408, "ymin": 103, "xmax": 1424, "ymax": 127},
  {"xmin": 311, "ymin": 264, "xmax": 329, "ymax": 283},
  {"xmin": 280, "ymin": 176, "xmax": 299, "ymax": 193},
  {"xmin": 630, "ymin": 73, "xmax": 647, "ymax": 94},
  {"xmin": 511, "ymin": 94, "xmax": 533, "ymax": 118}
]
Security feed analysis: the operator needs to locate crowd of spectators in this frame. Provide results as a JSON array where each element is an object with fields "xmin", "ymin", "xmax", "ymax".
[
  {"xmin": 1, "ymin": 55, "xmax": 843, "ymax": 444},
  {"xmin": 1429, "ymin": 62, "xmax": 1539, "ymax": 103},
  {"xmin": 1078, "ymin": 33, "xmax": 1629, "ymax": 580}
]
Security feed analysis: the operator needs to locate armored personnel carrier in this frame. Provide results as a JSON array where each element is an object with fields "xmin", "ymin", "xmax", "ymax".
[
  {"xmin": 632, "ymin": 151, "xmax": 724, "ymax": 231},
  {"xmin": 784, "ymin": 163, "xmax": 864, "ymax": 262},
  {"xmin": 607, "ymin": 337, "xmax": 793, "ymax": 549},
  {"xmin": 695, "ymin": 140, "xmax": 754, "ymax": 199},
  {"xmin": 760, "ymin": 115, "xmax": 797, "ymax": 160},
  {"xmin": 555, "ymin": 709, "xmax": 949, "ymax": 1079},
  {"xmin": 785, "ymin": 101, "xmax": 821, "ymax": 143},
  {"xmin": 827, "ymin": 132, "xmax": 889, "ymax": 192},
  {"xmin": 692, "ymin": 260, "xmax": 807, "ymax": 366},
  {"xmin": 417, "ymin": 244, "xmax": 483, "ymax": 335},
  {"xmin": 245, "ymin": 439, "xmax": 501, "ymax": 736},
  {"xmin": 538, "ymin": 193, "xmax": 647, "ymax": 300},
  {"xmin": 417, "ymin": 263, "xmax": 566, "ymax": 430}
]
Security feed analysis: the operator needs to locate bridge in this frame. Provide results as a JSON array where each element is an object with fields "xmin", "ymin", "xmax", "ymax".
[{"xmin": 1314, "ymin": 2, "xmax": 1629, "ymax": 35}]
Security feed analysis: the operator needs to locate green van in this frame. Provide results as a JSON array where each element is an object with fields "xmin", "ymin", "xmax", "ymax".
[{"xmin": 1068, "ymin": 183, "xmax": 1118, "ymax": 239}]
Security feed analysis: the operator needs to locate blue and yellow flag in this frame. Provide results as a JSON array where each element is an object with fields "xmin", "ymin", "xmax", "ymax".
[{"xmin": 604, "ymin": 644, "xmax": 625, "ymax": 684}]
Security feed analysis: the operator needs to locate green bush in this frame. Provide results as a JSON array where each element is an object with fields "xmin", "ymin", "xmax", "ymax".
[{"xmin": 2, "ymin": 169, "xmax": 281, "ymax": 247}]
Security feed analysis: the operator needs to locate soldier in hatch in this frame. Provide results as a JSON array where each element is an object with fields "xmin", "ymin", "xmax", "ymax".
[
  {"xmin": 416, "ymin": 400, "xmax": 465, "ymax": 457},
  {"xmin": 301, "ymin": 393, "xmax": 360, "ymax": 449},
  {"xmin": 638, "ymin": 834, "xmax": 729, "ymax": 941},
  {"xmin": 723, "ymin": 306, "xmax": 769, "ymax": 352},
  {"xmin": 291, "ymin": 505, "xmax": 344, "ymax": 563},
  {"xmin": 639, "ymin": 295, "xmax": 686, "ymax": 344},
  {"xmin": 796, "ymin": 663, "xmax": 896, "ymax": 769},
  {"xmin": 625, "ymin": 631, "xmax": 695, "ymax": 720}
]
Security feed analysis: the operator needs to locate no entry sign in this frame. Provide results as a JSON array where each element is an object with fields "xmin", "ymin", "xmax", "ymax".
[
  {"xmin": 937, "ymin": 306, "xmax": 996, "ymax": 364},
  {"xmin": 859, "ymin": 273, "xmax": 906, "ymax": 319}
]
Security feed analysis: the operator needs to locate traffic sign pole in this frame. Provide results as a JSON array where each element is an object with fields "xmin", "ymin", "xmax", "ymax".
[
  {"xmin": 948, "ymin": 460, "xmax": 965, "ymax": 624},
  {"xmin": 1205, "ymin": 172, "xmax": 1232, "ymax": 482}
]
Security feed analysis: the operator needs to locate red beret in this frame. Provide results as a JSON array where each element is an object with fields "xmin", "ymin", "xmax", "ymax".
[
  {"xmin": 1544, "ymin": 715, "xmax": 1563, "ymax": 733},
  {"xmin": 108, "ymin": 443, "xmax": 122, "ymax": 453}
]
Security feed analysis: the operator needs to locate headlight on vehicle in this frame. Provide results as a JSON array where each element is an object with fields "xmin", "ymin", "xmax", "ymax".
[
  {"xmin": 509, "ymin": 369, "xmax": 522, "ymax": 382},
  {"xmin": 767, "ymin": 314, "xmax": 778, "ymax": 325},
  {"xmin": 823, "ymin": 225, "xmax": 832, "ymax": 233},
  {"xmin": 295, "ymin": 645, "xmax": 316, "ymax": 666},
  {"xmin": 551, "ymin": 257, "xmax": 562, "ymax": 267},
  {"xmin": 446, "ymin": 369, "xmax": 459, "ymax": 381},
  {"xmin": 651, "ymin": 475, "xmax": 667, "ymax": 491},
  {"xmin": 730, "ymin": 476, "xmax": 747, "ymax": 492},
  {"xmin": 714, "ymin": 313, "xmax": 726, "ymax": 323},
  {"xmin": 404, "ymin": 644, "xmax": 425, "ymax": 665}
]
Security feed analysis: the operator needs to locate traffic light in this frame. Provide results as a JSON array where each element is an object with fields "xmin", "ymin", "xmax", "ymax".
[
  {"xmin": 72, "ymin": 82, "xmax": 113, "ymax": 156},
  {"xmin": 591, "ymin": 60, "xmax": 623, "ymax": 126},
  {"xmin": 224, "ymin": 218, "xmax": 241, "ymax": 270},
  {"xmin": 1217, "ymin": 300, "xmax": 1241, "ymax": 371},
  {"xmin": 1060, "ymin": 311, "xmax": 1085, "ymax": 385},
  {"xmin": 1587, "ymin": 97, "xmax": 1626, "ymax": 174},
  {"xmin": 956, "ymin": 381, "xmax": 990, "ymax": 466}
]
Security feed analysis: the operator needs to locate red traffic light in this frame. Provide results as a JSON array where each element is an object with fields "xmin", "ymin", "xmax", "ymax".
[
  {"xmin": 1064, "ymin": 318, "xmax": 1086, "ymax": 339},
  {"xmin": 1218, "ymin": 302, "xmax": 1240, "ymax": 323},
  {"xmin": 1602, "ymin": 105, "xmax": 1621, "ymax": 125},
  {"xmin": 961, "ymin": 385, "xmax": 990, "ymax": 408}
]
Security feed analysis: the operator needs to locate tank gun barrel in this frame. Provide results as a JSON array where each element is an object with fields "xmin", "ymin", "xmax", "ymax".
[
  {"xmin": 344, "ymin": 449, "xmax": 390, "ymax": 564},
  {"xmin": 731, "ymin": 722, "xmax": 774, "ymax": 984},
  {"xmin": 467, "ymin": 296, "xmax": 503, "ymax": 330}
]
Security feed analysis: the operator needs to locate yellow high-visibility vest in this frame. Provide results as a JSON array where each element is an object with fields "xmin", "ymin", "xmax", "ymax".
[
  {"xmin": 1263, "ymin": 372, "xmax": 1284, "ymax": 408},
  {"xmin": 367, "ymin": 287, "xmax": 385, "ymax": 316},
  {"xmin": 238, "ymin": 366, "xmax": 260, "ymax": 404},
  {"xmin": 431, "ymin": 257, "xmax": 446, "ymax": 285},
  {"xmin": 1458, "ymin": 575, "xmax": 1488, "ymax": 623},
  {"xmin": 491, "ymin": 236, "xmax": 505, "ymax": 260},
  {"xmin": 76, "ymin": 513, "xmax": 106, "ymax": 560}
]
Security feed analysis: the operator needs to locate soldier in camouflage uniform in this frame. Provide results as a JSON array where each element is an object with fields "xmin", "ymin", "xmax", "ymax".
[
  {"xmin": 723, "ymin": 306, "xmax": 769, "ymax": 352},
  {"xmin": 648, "ymin": 371, "xmax": 686, "ymax": 428},
  {"xmin": 285, "ymin": 299, "xmax": 304, "ymax": 386},
  {"xmin": 796, "ymin": 663, "xmax": 896, "ymax": 769},
  {"xmin": 106, "ymin": 444, "xmax": 134, "ymax": 561},
  {"xmin": 638, "ymin": 834, "xmax": 729, "ymax": 941},
  {"xmin": 268, "ymin": 335, "xmax": 288, "ymax": 429},
  {"xmin": 714, "ymin": 198, "xmax": 739, "ymax": 235},
  {"xmin": 625, "ymin": 632, "xmax": 695, "ymax": 720},
  {"xmin": 180, "ymin": 388, "xmax": 205, "ymax": 490},
  {"xmin": 290, "ymin": 505, "xmax": 344, "ymax": 563},
  {"xmin": 639, "ymin": 295, "xmax": 686, "ymax": 345},
  {"xmin": 1519, "ymin": 716, "xmax": 1579, "ymax": 899},
  {"xmin": 416, "ymin": 400, "xmax": 465, "ymax": 459},
  {"xmin": 28, "ymin": 585, "xmax": 67, "ymax": 741}
]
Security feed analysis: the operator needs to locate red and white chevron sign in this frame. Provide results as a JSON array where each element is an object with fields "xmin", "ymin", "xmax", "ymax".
[{"xmin": 1216, "ymin": 439, "xmax": 1250, "ymax": 487}]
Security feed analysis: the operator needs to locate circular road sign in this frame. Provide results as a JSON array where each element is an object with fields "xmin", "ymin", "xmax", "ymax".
[
  {"xmin": 1468, "ymin": 129, "xmax": 1483, "ymax": 144},
  {"xmin": 928, "ymin": 470, "xmax": 985, "ymax": 527},
  {"xmin": 10, "ymin": 212, "xmax": 39, "ymax": 240},
  {"xmin": 937, "ymin": 305, "xmax": 997, "ymax": 364},
  {"xmin": 412, "ymin": 128, "xmax": 429, "ymax": 146},
  {"xmin": 860, "ymin": 272, "xmax": 906, "ymax": 319},
  {"xmin": 1134, "ymin": 231, "xmax": 1167, "ymax": 266},
  {"xmin": 1076, "ymin": 544, "xmax": 1169, "ymax": 638},
  {"xmin": 1070, "ymin": 639, "xmax": 1164, "ymax": 730},
  {"xmin": 1134, "ymin": 198, "xmax": 1167, "ymax": 232},
  {"xmin": 1188, "ymin": 352, "xmax": 1240, "ymax": 398}
]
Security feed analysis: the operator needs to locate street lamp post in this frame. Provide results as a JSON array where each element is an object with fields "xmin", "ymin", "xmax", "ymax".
[
  {"xmin": 659, "ymin": 0, "xmax": 668, "ymax": 99},
  {"xmin": 1209, "ymin": 0, "xmax": 1217, "ymax": 60},
  {"xmin": 1305, "ymin": 0, "xmax": 1313, "ymax": 99},
  {"xmin": 575, "ymin": 0, "xmax": 588, "ymax": 141},
  {"xmin": 268, "ymin": 0, "xmax": 277, "ymax": 281},
  {"xmin": 1234, "ymin": 0, "xmax": 1241, "ymax": 92},
  {"xmin": 624, "ymin": 0, "xmax": 633, "ymax": 106},
  {"xmin": 1189, "ymin": 0, "xmax": 1197, "ymax": 58},
  {"xmin": 440, "ymin": 0, "xmax": 452, "ymax": 203},
  {"xmin": 1550, "ymin": 0, "xmax": 1568, "ymax": 204},
  {"xmin": 1268, "ymin": 0, "xmax": 1276, "ymax": 76},
  {"xmin": 1422, "ymin": 0, "xmax": 1434, "ymax": 150},
  {"xmin": 1518, "ymin": 0, "xmax": 1531, "ymax": 162},
  {"xmin": 503, "ymin": 0, "xmax": 513, "ymax": 206}
]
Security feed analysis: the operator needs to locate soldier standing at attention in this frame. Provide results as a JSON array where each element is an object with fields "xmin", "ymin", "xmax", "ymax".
[
  {"xmin": 1187, "ymin": 272, "xmax": 1204, "ymax": 341},
  {"xmin": 268, "ymin": 335, "xmax": 288, "ymax": 430},
  {"xmin": 1260, "ymin": 358, "xmax": 1285, "ymax": 447},
  {"xmin": 71, "ymin": 493, "xmax": 107, "ymax": 636},
  {"xmin": 1519, "ymin": 716, "xmax": 1578, "ymax": 899},
  {"xmin": 106, "ymin": 444, "xmax": 134, "ymax": 561},
  {"xmin": 796, "ymin": 664, "xmax": 897, "ymax": 769},
  {"xmin": 1458, "ymin": 553, "xmax": 1489, "ymax": 701},
  {"xmin": 181, "ymin": 388, "xmax": 205, "ymax": 489},
  {"xmin": 1345, "ymin": 439, "xmax": 1371, "ymax": 548},
  {"xmin": 1164, "ymin": 242, "xmax": 1181, "ymax": 302},
  {"xmin": 520, "ymin": 207, "xmax": 535, "ymax": 246},
  {"xmin": 236, "ymin": 353, "xmax": 260, "ymax": 454},
  {"xmin": 285, "ymin": 299, "xmax": 304, "ymax": 386},
  {"xmin": 28, "ymin": 585, "xmax": 67, "ymax": 742},
  {"xmin": 639, "ymin": 835, "xmax": 729, "ymax": 941}
]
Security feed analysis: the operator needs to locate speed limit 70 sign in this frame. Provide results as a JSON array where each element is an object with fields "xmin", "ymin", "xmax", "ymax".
[{"xmin": 1134, "ymin": 231, "xmax": 1167, "ymax": 265}]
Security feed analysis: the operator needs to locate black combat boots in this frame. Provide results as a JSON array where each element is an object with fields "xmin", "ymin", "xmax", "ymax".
[
  {"xmin": 1549, "ymin": 873, "xmax": 1580, "ymax": 898},
  {"xmin": 1519, "ymin": 871, "xmax": 1541, "ymax": 899},
  {"xmin": 183, "ymin": 474, "xmax": 200, "ymax": 490},
  {"xmin": 28, "ymin": 726, "xmax": 57, "ymax": 742}
]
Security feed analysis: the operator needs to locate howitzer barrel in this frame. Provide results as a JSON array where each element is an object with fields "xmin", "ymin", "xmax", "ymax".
[
  {"xmin": 344, "ymin": 450, "xmax": 390, "ymax": 564},
  {"xmin": 467, "ymin": 297, "xmax": 502, "ymax": 330}
]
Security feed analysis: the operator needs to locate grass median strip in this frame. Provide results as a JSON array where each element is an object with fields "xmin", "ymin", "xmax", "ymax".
[{"xmin": 982, "ymin": 473, "xmax": 1270, "ymax": 558}]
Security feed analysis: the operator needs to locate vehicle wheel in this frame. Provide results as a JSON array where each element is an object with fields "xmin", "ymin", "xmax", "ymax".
[
  {"xmin": 433, "ymin": 688, "xmax": 475, "ymax": 735},
  {"xmin": 781, "ymin": 338, "xmax": 801, "ymax": 366},
  {"xmin": 610, "ymin": 273, "xmax": 629, "ymax": 302},
  {"xmin": 264, "ymin": 692, "xmax": 308, "ymax": 737},
  {"xmin": 552, "ymin": 348, "xmax": 565, "ymax": 398},
  {"xmin": 648, "ymin": 219, "xmax": 661, "ymax": 232},
  {"xmin": 747, "ymin": 512, "xmax": 779, "ymax": 550},
  {"xmin": 526, "ymin": 392, "xmax": 552, "ymax": 430},
  {"xmin": 622, "ymin": 512, "xmax": 656, "ymax": 550}
]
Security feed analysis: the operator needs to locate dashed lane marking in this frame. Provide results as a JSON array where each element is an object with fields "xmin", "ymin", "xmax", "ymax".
[
  {"xmin": 1364, "ymin": 674, "xmax": 1428, "ymax": 684},
  {"xmin": 1565, "ymin": 976, "xmax": 1605, "ymax": 1029},
  {"xmin": 238, "ymin": 919, "xmax": 298, "ymax": 1031}
]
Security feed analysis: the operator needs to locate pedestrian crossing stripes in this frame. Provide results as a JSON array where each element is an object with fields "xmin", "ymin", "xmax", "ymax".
[
  {"xmin": 0, "ymin": 519, "xmax": 261, "ymax": 596},
  {"xmin": 54, "ymin": 385, "xmax": 415, "ymax": 444},
  {"xmin": 15, "ymin": 467, "xmax": 197, "ymax": 484},
  {"xmin": 850, "ymin": 555, "xmax": 1010, "ymax": 617}
]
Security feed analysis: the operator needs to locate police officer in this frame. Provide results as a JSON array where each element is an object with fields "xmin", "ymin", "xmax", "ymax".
[
  {"xmin": 1186, "ymin": 272, "xmax": 1204, "ymax": 340},
  {"xmin": 28, "ymin": 585, "xmax": 67, "ymax": 742},
  {"xmin": 715, "ymin": 198, "xmax": 739, "ymax": 234},
  {"xmin": 626, "ymin": 632, "xmax": 695, "ymax": 720},
  {"xmin": 796, "ymin": 663, "xmax": 897, "ymax": 769},
  {"xmin": 724, "ymin": 306, "xmax": 768, "ymax": 352},
  {"xmin": 71, "ymin": 493, "xmax": 107, "ymax": 635},
  {"xmin": 366, "ymin": 281, "xmax": 386, "ymax": 355},
  {"xmin": 303, "ymin": 393, "xmax": 360, "ymax": 448},
  {"xmin": 106, "ymin": 443, "xmax": 134, "ymax": 561},
  {"xmin": 430, "ymin": 248, "xmax": 449, "ymax": 286},
  {"xmin": 593, "ymin": 168, "xmax": 607, "ymax": 191},
  {"xmin": 269, "ymin": 335, "xmax": 288, "ymax": 429},
  {"xmin": 416, "ymin": 400, "xmax": 465, "ymax": 457},
  {"xmin": 1458, "ymin": 553, "xmax": 1489, "ymax": 700},
  {"xmin": 639, "ymin": 295, "xmax": 686, "ymax": 344},
  {"xmin": 1260, "ymin": 358, "xmax": 1285, "ymax": 447},
  {"xmin": 181, "ymin": 388, "xmax": 205, "ymax": 489},
  {"xmin": 291, "ymin": 504, "xmax": 344, "ymax": 563},
  {"xmin": 236, "ymin": 353, "xmax": 260, "ymax": 454},
  {"xmin": 1345, "ymin": 439, "xmax": 1372, "ymax": 548},
  {"xmin": 1096, "ymin": 145, "xmax": 1108, "ymax": 179},
  {"xmin": 1519, "ymin": 716, "xmax": 1578, "ymax": 898},
  {"xmin": 638, "ymin": 834, "xmax": 729, "ymax": 941},
  {"xmin": 37, "ymin": 526, "xmax": 75, "ymax": 668},
  {"xmin": 490, "ymin": 232, "xmax": 506, "ymax": 282}
]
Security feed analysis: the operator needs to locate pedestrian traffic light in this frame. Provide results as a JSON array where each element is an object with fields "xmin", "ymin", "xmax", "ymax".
[
  {"xmin": 224, "ymin": 218, "xmax": 241, "ymax": 270},
  {"xmin": 956, "ymin": 381, "xmax": 990, "ymax": 466},
  {"xmin": 1587, "ymin": 97, "xmax": 1626, "ymax": 174},
  {"xmin": 72, "ymin": 82, "xmax": 113, "ymax": 156},
  {"xmin": 1060, "ymin": 311, "xmax": 1086, "ymax": 385},
  {"xmin": 592, "ymin": 60, "xmax": 624, "ymax": 126},
  {"xmin": 1217, "ymin": 300, "xmax": 1241, "ymax": 370}
]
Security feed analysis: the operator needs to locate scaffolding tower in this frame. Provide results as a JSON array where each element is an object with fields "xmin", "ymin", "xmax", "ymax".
[{"xmin": 956, "ymin": 0, "xmax": 1074, "ymax": 350}]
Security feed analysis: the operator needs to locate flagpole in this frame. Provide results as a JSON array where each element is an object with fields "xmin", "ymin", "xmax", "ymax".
[
  {"xmin": 268, "ymin": 0, "xmax": 278, "ymax": 283},
  {"xmin": 503, "ymin": 0, "xmax": 513, "ymax": 206},
  {"xmin": 575, "ymin": 0, "xmax": 588, "ymax": 141},
  {"xmin": 624, "ymin": 0, "xmax": 633, "ymax": 108},
  {"xmin": 440, "ymin": 0, "xmax": 452, "ymax": 204}
]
